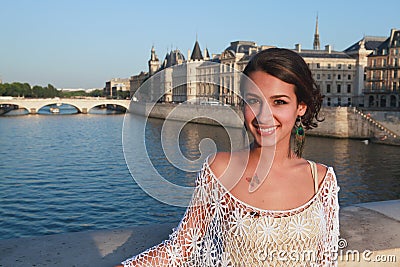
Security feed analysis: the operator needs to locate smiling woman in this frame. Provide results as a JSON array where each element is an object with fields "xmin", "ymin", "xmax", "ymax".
[{"xmin": 120, "ymin": 48, "xmax": 340, "ymax": 267}]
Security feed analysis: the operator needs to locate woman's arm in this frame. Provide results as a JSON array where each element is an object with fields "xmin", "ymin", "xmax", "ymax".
[{"xmin": 121, "ymin": 162, "xmax": 215, "ymax": 266}]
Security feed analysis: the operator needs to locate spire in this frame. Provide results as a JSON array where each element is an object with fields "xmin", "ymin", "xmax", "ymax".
[
  {"xmin": 190, "ymin": 40, "xmax": 203, "ymax": 61},
  {"xmin": 150, "ymin": 46, "xmax": 158, "ymax": 61},
  {"xmin": 313, "ymin": 15, "xmax": 320, "ymax": 50}
]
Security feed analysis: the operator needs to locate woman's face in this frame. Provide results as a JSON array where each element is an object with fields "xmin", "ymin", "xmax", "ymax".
[{"xmin": 243, "ymin": 71, "xmax": 307, "ymax": 149}]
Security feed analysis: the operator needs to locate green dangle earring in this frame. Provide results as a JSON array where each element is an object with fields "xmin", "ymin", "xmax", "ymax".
[{"xmin": 294, "ymin": 116, "xmax": 305, "ymax": 157}]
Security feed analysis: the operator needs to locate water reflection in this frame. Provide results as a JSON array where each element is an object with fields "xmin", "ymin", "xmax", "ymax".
[{"xmin": 303, "ymin": 137, "xmax": 400, "ymax": 206}]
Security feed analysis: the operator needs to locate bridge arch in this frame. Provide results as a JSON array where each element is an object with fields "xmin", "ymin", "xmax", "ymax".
[
  {"xmin": 0, "ymin": 101, "xmax": 31, "ymax": 113},
  {"xmin": 85, "ymin": 103, "xmax": 128, "ymax": 113},
  {"xmin": 36, "ymin": 101, "xmax": 81, "ymax": 113}
]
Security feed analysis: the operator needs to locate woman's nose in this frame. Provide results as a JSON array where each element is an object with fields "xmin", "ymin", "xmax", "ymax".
[{"xmin": 255, "ymin": 103, "xmax": 273, "ymax": 125}]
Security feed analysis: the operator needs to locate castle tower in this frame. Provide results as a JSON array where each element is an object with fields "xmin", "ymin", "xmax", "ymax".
[
  {"xmin": 313, "ymin": 15, "xmax": 320, "ymax": 50},
  {"xmin": 148, "ymin": 46, "xmax": 160, "ymax": 76}
]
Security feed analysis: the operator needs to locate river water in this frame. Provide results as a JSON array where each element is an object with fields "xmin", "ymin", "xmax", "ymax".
[{"xmin": 1, "ymin": 108, "xmax": 399, "ymax": 239}]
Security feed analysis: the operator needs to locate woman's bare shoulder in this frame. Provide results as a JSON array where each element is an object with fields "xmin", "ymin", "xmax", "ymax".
[
  {"xmin": 207, "ymin": 152, "xmax": 231, "ymax": 179},
  {"xmin": 208, "ymin": 151, "xmax": 247, "ymax": 181}
]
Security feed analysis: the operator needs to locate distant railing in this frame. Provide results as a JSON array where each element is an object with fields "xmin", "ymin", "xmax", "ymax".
[{"xmin": 353, "ymin": 108, "xmax": 399, "ymax": 144}]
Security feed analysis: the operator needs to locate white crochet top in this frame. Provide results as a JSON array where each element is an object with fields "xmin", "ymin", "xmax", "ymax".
[{"xmin": 123, "ymin": 160, "xmax": 340, "ymax": 266}]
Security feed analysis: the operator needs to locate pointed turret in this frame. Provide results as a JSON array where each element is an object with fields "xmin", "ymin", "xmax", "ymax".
[
  {"xmin": 190, "ymin": 40, "xmax": 203, "ymax": 61},
  {"xmin": 313, "ymin": 15, "xmax": 320, "ymax": 50},
  {"xmin": 204, "ymin": 47, "xmax": 210, "ymax": 60}
]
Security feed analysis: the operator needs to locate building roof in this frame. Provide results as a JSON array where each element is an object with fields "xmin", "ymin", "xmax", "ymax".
[
  {"xmin": 296, "ymin": 49, "xmax": 353, "ymax": 59},
  {"xmin": 204, "ymin": 48, "xmax": 210, "ymax": 59},
  {"xmin": 162, "ymin": 49, "xmax": 186, "ymax": 68},
  {"xmin": 344, "ymin": 36, "xmax": 387, "ymax": 53},
  {"xmin": 224, "ymin": 41, "xmax": 257, "ymax": 54},
  {"xmin": 371, "ymin": 29, "xmax": 400, "ymax": 56},
  {"xmin": 191, "ymin": 41, "xmax": 203, "ymax": 60}
]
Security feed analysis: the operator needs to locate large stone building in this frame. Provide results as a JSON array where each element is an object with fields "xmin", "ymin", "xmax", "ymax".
[
  {"xmin": 364, "ymin": 28, "xmax": 400, "ymax": 109},
  {"xmin": 344, "ymin": 35, "xmax": 387, "ymax": 107},
  {"xmin": 104, "ymin": 78, "xmax": 130, "ymax": 99},
  {"xmin": 130, "ymin": 19, "xmax": 394, "ymax": 110},
  {"xmin": 296, "ymin": 44, "xmax": 357, "ymax": 107},
  {"xmin": 295, "ymin": 17, "xmax": 383, "ymax": 107}
]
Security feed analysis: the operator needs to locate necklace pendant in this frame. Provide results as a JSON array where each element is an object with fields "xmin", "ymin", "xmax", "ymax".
[{"xmin": 248, "ymin": 173, "xmax": 260, "ymax": 193}]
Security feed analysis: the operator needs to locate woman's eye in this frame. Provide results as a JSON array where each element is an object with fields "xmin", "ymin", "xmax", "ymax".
[
  {"xmin": 274, "ymin": 99, "xmax": 287, "ymax": 105},
  {"xmin": 245, "ymin": 98, "xmax": 260, "ymax": 104}
]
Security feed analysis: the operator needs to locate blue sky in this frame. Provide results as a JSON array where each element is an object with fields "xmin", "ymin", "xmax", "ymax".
[{"xmin": 1, "ymin": 0, "xmax": 399, "ymax": 89}]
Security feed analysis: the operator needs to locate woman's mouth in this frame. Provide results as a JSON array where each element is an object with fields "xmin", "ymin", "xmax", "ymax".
[{"xmin": 255, "ymin": 125, "xmax": 277, "ymax": 136}]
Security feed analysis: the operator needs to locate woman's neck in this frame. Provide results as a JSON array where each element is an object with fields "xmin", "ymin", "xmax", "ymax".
[{"xmin": 250, "ymin": 140, "xmax": 295, "ymax": 169}]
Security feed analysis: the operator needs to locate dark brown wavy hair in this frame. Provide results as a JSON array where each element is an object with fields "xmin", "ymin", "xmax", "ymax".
[{"xmin": 241, "ymin": 48, "xmax": 324, "ymax": 130}]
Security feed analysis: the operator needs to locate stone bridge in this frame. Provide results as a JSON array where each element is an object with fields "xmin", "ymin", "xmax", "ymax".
[{"xmin": 0, "ymin": 98, "xmax": 130, "ymax": 114}]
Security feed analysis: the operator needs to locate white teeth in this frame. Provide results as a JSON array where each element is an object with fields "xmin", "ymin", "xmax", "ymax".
[{"xmin": 258, "ymin": 126, "xmax": 276, "ymax": 133}]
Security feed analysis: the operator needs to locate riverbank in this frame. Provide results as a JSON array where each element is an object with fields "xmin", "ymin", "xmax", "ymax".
[{"xmin": 1, "ymin": 199, "xmax": 399, "ymax": 266}]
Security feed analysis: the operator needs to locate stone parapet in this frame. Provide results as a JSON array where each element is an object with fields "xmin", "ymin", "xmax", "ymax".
[{"xmin": 1, "ymin": 200, "xmax": 399, "ymax": 266}]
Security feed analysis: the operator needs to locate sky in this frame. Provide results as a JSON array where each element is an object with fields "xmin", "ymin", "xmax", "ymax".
[{"xmin": 1, "ymin": 0, "xmax": 399, "ymax": 89}]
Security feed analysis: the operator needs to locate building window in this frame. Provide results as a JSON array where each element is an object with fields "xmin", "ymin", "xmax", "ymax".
[
  {"xmin": 338, "ymin": 74, "xmax": 341, "ymax": 80},
  {"xmin": 338, "ymin": 97, "xmax": 341, "ymax": 106},
  {"xmin": 394, "ymin": 82, "xmax": 397, "ymax": 91},
  {"xmin": 328, "ymin": 63, "xmax": 331, "ymax": 69},
  {"xmin": 327, "ymin": 97, "xmax": 331, "ymax": 106},
  {"xmin": 373, "ymin": 59, "xmax": 377, "ymax": 67},
  {"xmin": 337, "ymin": 64, "xmax": 342, "ymax": 69},
  {"xmin": 395, "ymin": 70, "xmax": 398, "ymax": 78},
  {"xmin": 347, "ymin": 84, "xmax": 351, "ymax": 93},
  {"xmin": 317, "ymin": 74, "xmax": 320, "ymax": 80},
  {"xmin": 348, "ymin": 64, "xmax": 352, "ymax": 69},
  {"xmin": 327, "ymin": 84, "xmax": 331, "ymax": 93},
  {"xmin": 380, "ymin": 95, "xmax": 386, "ymax": 107},
  {"xmin": 348, "ymin": 74, "xmax": 351, "ymax": 80},
  {"xmin": 316, "ymin": 63, "xmax": 320, "ymax": 68},
  {"xmin": 348, "ymin": 98, "xmax": 351, "ymax": 106},
  {"xmin": 337, "ymin": 84, "xmax": 341, "ymax": 93},
  {"xmin": 383, "ymin": 59, "xmax": 387, "ymax": 66},
  {"xmin": 327, "ymin": 74, "xmax": 331, "ymax": 80},
  {"xmin": 369, "ymin": 96, "xmax": 374, "ymax": 107},
  {"xmin": 390, "ymin": 95, "xmax": 396, "ymax": 107}
]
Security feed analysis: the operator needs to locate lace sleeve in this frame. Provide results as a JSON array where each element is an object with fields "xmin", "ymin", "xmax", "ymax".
[
  {"xmin": 122, "ymin": 162, "xmax": 216, "ymax": 267},
  {"xmin": 320, "ymin": 168, "xmax": 340, "ymax": 266}
]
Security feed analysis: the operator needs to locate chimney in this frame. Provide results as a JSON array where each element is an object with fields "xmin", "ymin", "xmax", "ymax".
[
  {"xmin": 325, "ymin": 45, "xmax": 331, "ymax": 54},
  {"xmin": 188, "ymin": 49, "xmax": 191, "ymax": 61},
  {"xmin": 295, "ymin": 44, "xmax": 301, "ymax": 52}
]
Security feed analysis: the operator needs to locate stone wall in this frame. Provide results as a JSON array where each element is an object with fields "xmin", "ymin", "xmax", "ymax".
[
  {"xmin": 309, "ymin": 107, "xmax": 379, "ymax": 139},
  {"xmin": 130, "ymin": 102, "xmax": 399, "ymax": 141},
  {"xmin": 131, "ymin": 102, "xmax": 244, "ymax": 128}
]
